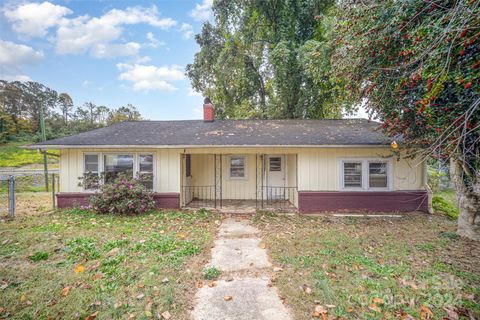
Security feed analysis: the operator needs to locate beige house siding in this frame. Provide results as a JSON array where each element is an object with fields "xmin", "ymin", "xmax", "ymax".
[
  {"xmin": 59, "ymin": 148, "xmax": 182, "ymax": 193},
  {"xmin": 59, "ymin": 147, "xmax": 424, "ymax": 196},
  {"xmin": 297, "ymin": 148, "xmax": 424, "ymax": 191}
]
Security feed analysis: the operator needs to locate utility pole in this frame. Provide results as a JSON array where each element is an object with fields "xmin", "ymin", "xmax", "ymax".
[{"xmin": 39, "ymin": 102, "xmax": 49, "ymax": 192}]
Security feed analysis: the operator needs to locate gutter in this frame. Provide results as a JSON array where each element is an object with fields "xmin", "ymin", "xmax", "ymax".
[{"xmin": 26, "ymin": 144, "xmax": 392, "ymax": 150}]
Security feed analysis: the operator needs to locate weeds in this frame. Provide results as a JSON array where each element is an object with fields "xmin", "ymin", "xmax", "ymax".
[
  {"xmin": 28, "ymin": 251, "xmax": 49, "ymax": 262},
  {"xmin": 203, "ymin": 266, "xmax": 221, "ymax": 280}
]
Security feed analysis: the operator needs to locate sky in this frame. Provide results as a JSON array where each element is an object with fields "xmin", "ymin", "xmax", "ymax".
[{"xmin": 0, "ymin": 0, "xmax": 367, "ymax": 120}]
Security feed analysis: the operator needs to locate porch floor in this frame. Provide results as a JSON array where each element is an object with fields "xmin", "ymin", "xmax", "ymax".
[{"xmin": 183, "ymin": 199, "xmax": 297, "ymax": 214}]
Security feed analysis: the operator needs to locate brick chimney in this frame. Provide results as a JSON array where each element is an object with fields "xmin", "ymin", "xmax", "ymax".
[{"xmin": 203, "ymin": 97, "xmax": 214, "ymax": 122}]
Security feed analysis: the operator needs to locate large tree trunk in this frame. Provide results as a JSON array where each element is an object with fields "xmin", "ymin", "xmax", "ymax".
[{"xmin": 450, "ymin": 158, "xmax": 480, "ymax": 241}]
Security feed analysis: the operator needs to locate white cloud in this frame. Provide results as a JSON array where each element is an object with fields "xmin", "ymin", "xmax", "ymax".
[
  {"xmin": 55, "ymin": 5, "xmax": 176, "ymax": 57},
  {"xmin": 0, "ymin": 40, "xmax": 44, "ymax": 65},
  {"xmin": 4, "ymin": 2, "xmax": 176, "ymax": 59},
  {"xmin": 190, "ymin": 0, "xmax": 213, "ymax": 21},
  {"xmin": 3, "ymin": 1, "xmax": 72, "ymax": 37},
  {"xmin": 116, "ymin": 63, "xmax": 185, "ymax": 92},
  {"xmin": 0, "ymin": 40, "xmax": 43, "ymax": 80},
  {"xmin": 180, "ymin": 23, "xmax": 194, "ymax": 39},
  {"xmin": 82, "ymin": 80, "xmax": 91, "ymax": 88},
  {"xmin": 90, "ymin": 42, "xmax": 141, "ymax": 58},
  {"xmin": 146, "ymin": 32, "xmax": 166, "ymax": 48}
]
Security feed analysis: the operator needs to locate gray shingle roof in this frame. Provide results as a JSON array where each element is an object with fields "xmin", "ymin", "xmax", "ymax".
[{"xmin": 29, "ymin": 119, "xmax": 393, "ymax": 148}]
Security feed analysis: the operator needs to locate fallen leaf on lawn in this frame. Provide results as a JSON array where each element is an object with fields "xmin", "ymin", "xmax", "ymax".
[
  {"xmin": 85, "ymin": 311, "xmax": 98, "ymax": 320},
  {"xmin": 326, "ymin": 304, "xmax": 336, "ymax": 308},
  {"xmin": 92, "ymin": 274, "xmax": 104, "ymax": 281},
  {"xmin": 259, "ymin": 243, "xmax": 266, "ymax": 249},
  {"xmin": 161, "ymin": 311, "xmax": 171, "ymax": 319},
  {"xmin": 224, "ymin": 296, "xmax": 233, "ymax": 301},
  {"xmin": 196, "ymin": 282, "xmax": 204, "ymax": 288},
  {"xmin": 273, "ymin": 267, "xmax": 283, "ymax": 272},
  {"xmin": 107, "ymin": 248, "xmax": 120, "ymax": 256},
  {"xmin": 443, "ymin": 308, "xmax": 458, "ymax": 320},
  {"xmin": 372, "ymin": 297, "xmax": 385, "ymax": 305},
  {"xmin": 177, "ymin": 233, "xmax": 186, "ymax": 239},
  {"xmin": 208, "ymin": 281, "xmax": 216, "ymax": 287},
  {"xmin": 114, "ymin": 302, "xmax": 122, "ymax": 309},
  {"xmin": 0, "ymin": 281, "xmax": 8, "ymax": 290},
  {"xmin": 314, "ymin": 305, "xmax": 328, "ymax": 314},
  {"xmin": 136, "ymin": 294, "xmax": 145, "ymax": 300},
  {"xmin": 369, "ymin": 304, "xmax": 381, "ymax": 313},
  {"xmin": 420, "ymin": 305, "xmax": 433, "ymax": 319},
  {"xmin": 61, "ymin": 286, "xmax": 71, "ymax": 297},
  {"xmin": 346, "ymin": 307, "xmax": 354, "ymax": 313},
  {"xmin": 89, "ymin": 301, "xmax": 102, "ymax": 308},
  {"xmin": 301, "ymin": 284, "xmax": 312, "ymax": 294},
  {"xmin": 74, "ymin": 265, "xmax": 85, "ymax": 273},
  {"xmin": 20, "ymin": 295, "xmax": 26, "ymax": 302},
  {"xmin": 89, "ymin": 261, "xmax": 101, "ymax": 271},
  {"xmin": 162, "ymin": 278, "xmax": 169, "ymax": 284}
]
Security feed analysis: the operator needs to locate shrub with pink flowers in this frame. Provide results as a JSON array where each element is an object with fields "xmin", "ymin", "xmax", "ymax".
[{"xmin": 89, "ymin": 173, "xmax": 155, "ymax": 215}]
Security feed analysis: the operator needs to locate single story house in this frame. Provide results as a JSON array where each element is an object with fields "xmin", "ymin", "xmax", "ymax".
[{"xmin": 29, "ymin": 100, "xmax": 429, "ymax": 213}]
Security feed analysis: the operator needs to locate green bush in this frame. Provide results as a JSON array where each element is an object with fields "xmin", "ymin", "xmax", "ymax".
[
  {"xmin": 432, "ymin": 195, "xmax": 459, "ymax": 220},
  {"xmin": 89, "ymin": 174, "xmax": 155, "ymax": 215}
]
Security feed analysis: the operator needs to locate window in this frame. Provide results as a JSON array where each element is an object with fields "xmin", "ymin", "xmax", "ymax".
[
  {"xmin": 368, "ymin": 162, "xmax": 388, "ymax": 188},
  {"xmin": 104, "ymin": 154, "xmax": 134, "ymax": 183},
  {"xmin": 84, "ymin": 154, "xmax": 99, "ymax": 173},
  {"xmin": 139, "ymin": 154, "xmax": 154, "ymax": 189},
  {"xmin": 185, "ymin": 154, "xmax": 192, "ymax": 177},
  {"xmin": 229, "ymin": 156, "xmax": 246, "ymax": 179},
  {"xmin": 83, "ymin": 154, "xmax": 100, "ymax": 189},
  {"xmin": 340, "ymin": 159, "xmax": 390, "ymax": 190},
  {"xmin": 83, "ymin": 153, "xmax": 155, "ymax": 190},
  {"xmin": 343, "ymin": 162, "xmax": 362, "ymax": 188},
  {"xmin": 269, "ymin": 157, "xmax": 282, "ymax": 172}
]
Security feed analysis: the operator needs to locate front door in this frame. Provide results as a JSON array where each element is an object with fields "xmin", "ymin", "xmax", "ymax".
[{"xmin": 266, "ymin": 155, "xmax": 285, "ymax": 200}]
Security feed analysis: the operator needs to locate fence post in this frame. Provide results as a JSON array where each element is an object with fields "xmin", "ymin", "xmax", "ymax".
[
  {"xmin": 8, "ymin": 176, "xmax": 15, "ymax": 219},
  {"xmin": 52, "ymin": 173, "xmax": 56, "ymax": 210}
]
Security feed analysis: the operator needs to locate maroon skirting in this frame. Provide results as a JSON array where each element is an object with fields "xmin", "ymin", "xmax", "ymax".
[
  {"xmin": 298, "ymin": 190, "xmax": 428, "ymax": 213},
  {"xmin": 56, "ymin": 192, "xmax": 181, "ymax": 209}
]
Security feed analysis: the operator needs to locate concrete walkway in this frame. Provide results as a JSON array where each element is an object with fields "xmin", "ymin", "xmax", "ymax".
[{"xmin": 192, "ymin": 218, "xmax": 291, "ymax": 320}]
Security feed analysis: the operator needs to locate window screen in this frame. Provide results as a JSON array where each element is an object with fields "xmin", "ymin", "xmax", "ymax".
[
  {"xmin": 230, "ymin": 156, "xmax": 245, "ymax": 178},
  {"xmin": 343, "ymin": 162, "xmax": 362, "ymax": 188},
  {"xmin": 269, "ymin": 157, "xmax": 282, "ymax": 172},
  {"xmin": 84, "ymin": 154, "xmax": 99, "ymax": 173},
  {"xmin": 139, "ymin": 154, "xmax": 154, "ymax": 189},
  {"xmin": 369, "ymin": 162, "xmax": 388, "ymax": 188}
]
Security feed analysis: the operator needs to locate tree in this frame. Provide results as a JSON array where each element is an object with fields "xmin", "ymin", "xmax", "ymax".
[
  {"xmin": 58, "ymin": 93, "xmax": 73, "ymax": 124},
  {"xmin": 107, "ymin": 104, "xmax": 142, "ymax": 125},
  {"xmin": 332, "ymin": 0, "xmax": 479, "ymax": 240},
  {"xmin": 186, "ymin": 0, "xmax": 340, "ymax": 119}
]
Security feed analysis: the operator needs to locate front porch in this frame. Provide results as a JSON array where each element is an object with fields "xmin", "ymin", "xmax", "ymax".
[{"xmin": 180, "ymin": 153, "xmax": 298, "ymax": 213}]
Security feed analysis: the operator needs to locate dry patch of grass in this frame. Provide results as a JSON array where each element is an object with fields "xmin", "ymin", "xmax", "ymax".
[
  {"xmin": 253, "ymin": 213, "xmax": 480, "ymax": 320},
  {"xmin": 0, "ymin": 208, "xmax": 219, "ymax": 319}
]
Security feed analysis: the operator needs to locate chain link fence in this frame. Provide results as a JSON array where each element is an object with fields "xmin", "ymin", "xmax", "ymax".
[{"xmin": 0, "ymin": 170, "xmax": 59, "ymax": 218}]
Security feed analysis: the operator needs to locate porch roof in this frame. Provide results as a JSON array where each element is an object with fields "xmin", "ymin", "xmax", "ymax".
[{"xmin": 29, "ymin": 119, "xmax": 397, "ymax": 149}]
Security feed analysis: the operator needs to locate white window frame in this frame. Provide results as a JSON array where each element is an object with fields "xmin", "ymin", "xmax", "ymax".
[
  {"xmin": 228, "ymin": 155, "xmax": 248, "ymax": 180},
  {"xmin": 82, "ymin": 152, "xmax": 156, "ymax": 190},
  {"xmin": 339, "ymin": 158, "xmax": 392, "ymax": 191}
]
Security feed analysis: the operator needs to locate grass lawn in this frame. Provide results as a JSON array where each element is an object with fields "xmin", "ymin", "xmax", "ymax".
[
  {"xmin": 0, "ymin": 142, "xmax": 58, "ymax": 168},
  {"xmin": 0, "ymin": 208, "xmax": 219, "ymax": 319},
  {"xmin": 253, "ymin": 213, "xmax": 480, "ymax": 320}
]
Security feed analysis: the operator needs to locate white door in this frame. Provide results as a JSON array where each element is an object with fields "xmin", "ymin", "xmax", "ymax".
[{"xmin": 266, "ymin": 155, "xmax": 285, "ymax": 200}]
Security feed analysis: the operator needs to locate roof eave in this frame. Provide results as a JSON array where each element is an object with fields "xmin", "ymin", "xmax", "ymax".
[{"xmin": 26, "ymin": 144, "xmax": 391, "ymax": 150}]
